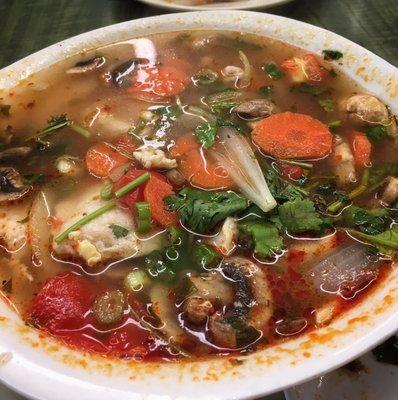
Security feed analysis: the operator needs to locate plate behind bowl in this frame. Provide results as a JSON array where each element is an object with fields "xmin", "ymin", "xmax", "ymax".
[
  {"xmin": 0, "ymin": 10, "xmax": 397, "ymax": 400},
  {"xmin": 137, "ymin": 0, "xmax": 293, "ymax": 11}
]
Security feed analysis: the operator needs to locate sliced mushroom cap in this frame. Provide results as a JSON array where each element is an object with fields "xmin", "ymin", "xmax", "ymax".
[
  {"xmin": 343, "ymin": 94, "xmax": 390, "ymax": 125},
  {"xmin": 0, "ymin": 146, "xmax": 32, "ymax": 161},
  {"xmin": 208, "ymin": 257, "xmax": 273, "ymax": 349},
  {"xmin": 183, "ymin": 297, "xmax": 214, "ymax": 325},
  {"xmin": 330, "ymin": 135, "xmax": 356, "ymax": 187},
  {"xmin": 0, "ymin": 167, "xmax": 30, "ymax": 203},
  {"xmin": 111, "ymin": 58, "xmax": 149, "ymax": 88},
  {"xmin": 66, "ymin": 56, "xmax": 106, "ymax": 75},
  {"xmin": 234, "ymin": 99, "xmax": 279, "ymax": 120}
]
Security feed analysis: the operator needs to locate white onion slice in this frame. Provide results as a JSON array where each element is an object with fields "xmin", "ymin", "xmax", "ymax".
[{"xmin": 210, "ymin": 127, "xmax": 277, "ymax": 212}]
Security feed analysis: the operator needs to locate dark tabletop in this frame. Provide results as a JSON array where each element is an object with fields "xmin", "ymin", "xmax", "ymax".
[{"xmin": 0, "ymin": 1, "xmax": 396, "ymax": 399}]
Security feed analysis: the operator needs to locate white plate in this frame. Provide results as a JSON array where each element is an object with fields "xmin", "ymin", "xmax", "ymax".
[
  {"xmin": 0, "ymin": 10, "xmax": 397, "ymax": 400},
  {"xmin": 137, "ymin": 0, "xmax": 293, "ymax": 11}
]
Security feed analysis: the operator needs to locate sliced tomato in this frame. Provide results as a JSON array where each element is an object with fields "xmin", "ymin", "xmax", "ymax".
[
  {"xmin": 27, "ymin": 273, "xmax": 98, "ymax": 333},
  {"xmin": 278, "ymin": 163, "xmax": 305, "ymax": 181},
  {"xmin": 113, "ymin": 169, "xmax": 147, "ymax": 210},
  {"xmin": 281, "ymin": 54, "xmax": 329, "ymax": 84},
  {"xmin": 129, "ymin": 66, "xmax": 189, "ymax": 98}
]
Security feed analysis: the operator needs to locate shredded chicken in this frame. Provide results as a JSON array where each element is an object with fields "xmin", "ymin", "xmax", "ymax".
[{"xmin": 133, "ymin": 147, "xmax": 177, "ymax": 170}]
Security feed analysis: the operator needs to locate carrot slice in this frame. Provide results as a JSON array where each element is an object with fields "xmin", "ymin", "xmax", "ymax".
[
  {"xmin": 113, "ymin": 134, "xmax": 138, "ymax": 157},
  {"xmin": 347, "ymin": 130, "xmax": 371, "ymax": 168},
  {"xmin": 281, "ymin": 54, "xmax": 328, "ymax": 84},
  {"xmin": 252, "ymin": 112, "xmax": 333, "ymax": 159},
  {"xmin": 144, "ymin": 173, "xmax": 179, "ymax": 227},
  {"xmin": 129, "ymin": 66, "xmax": 189, "ymax": 98},
  {"xmin": 171, "ymin": 134, "xmax": 234, "ymax": 190},
  {"xmin": 86, "ymin": 142, "xmax": 129, "ymax": 178}
]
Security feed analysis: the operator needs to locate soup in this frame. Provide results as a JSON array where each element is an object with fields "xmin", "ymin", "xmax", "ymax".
[{"xmin": 0, "ymin": 31, "xmax": 396, "ymax": 361}]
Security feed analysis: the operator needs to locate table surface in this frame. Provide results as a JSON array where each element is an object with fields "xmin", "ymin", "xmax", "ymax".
[{"xmin": 0, "ymin": 0, "xmax": 397, "ymax": 399}]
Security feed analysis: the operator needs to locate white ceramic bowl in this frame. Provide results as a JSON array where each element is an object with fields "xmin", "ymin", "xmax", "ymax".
[
  {"xmin": 137, "ymin": 0, "xmax": 292, "ymax": 11},
  {"xmin": 0, "ymin": 11, "xmax": 397, "ymax": 400}
]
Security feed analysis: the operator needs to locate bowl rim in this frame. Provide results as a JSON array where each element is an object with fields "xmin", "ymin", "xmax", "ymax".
[
  {"xmin": 0, "ymin": 10, "xmax": 397, "ymax": 400},
  {"xmin": 136, "ymin": 0, "xmax": 292, "ymax": 11}
]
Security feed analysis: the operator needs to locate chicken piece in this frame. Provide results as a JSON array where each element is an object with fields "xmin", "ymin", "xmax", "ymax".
[
  {"xmin": 381, "ymin": 176, "xmax": 398, "ymax": 205},
  {"xmin": 342, "ymin": 94, "xmax": 390, "ymax": 125},
  {"xmin": 206, "ymin": 217, "xmax": 238, "ymax": 256},
  {"xmin": 133, "ymin": 147, "xmax": 177, "ymax": 170},
  {"xmin": 52, "ymin": 183, "xmax": 163, "ymax": 267},
  {"xmin": 331, "ymin": 135, "xmax": 356, "ymax": 187}
]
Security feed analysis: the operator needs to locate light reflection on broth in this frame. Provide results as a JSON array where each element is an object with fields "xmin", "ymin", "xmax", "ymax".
[{"xmin": 0, "ymin": 31, "xmax": 396, "ymax": 361}]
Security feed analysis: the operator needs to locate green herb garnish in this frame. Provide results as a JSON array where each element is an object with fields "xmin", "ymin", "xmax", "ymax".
[
  {"xmin": 109, "ymin": 224, "xmax": 130, "ymax": 238},
  {"xmin": 291, "ymin": 83, "xmax": 331, "ymax": 96},
  {"xmin": 365, "ymin": 125, "xmax": 389, "ymax": 142},
  {"xmin": 261, "ymin": 63, "xmax": 285, "ymax": 80},
  {"xmin": 259, "ymin": 85, "xmax": 274, "ymax": 98},
  {"xmin": 165, "ymin": 188, "xmax": 247, "ymax": 234},
  {"xmin": 318, "ymin": 99, "xmax": 334, "ymax": 112},
  {"xmin": 322, "ymin": 50, "xmax": 343, "ymax": 61}
]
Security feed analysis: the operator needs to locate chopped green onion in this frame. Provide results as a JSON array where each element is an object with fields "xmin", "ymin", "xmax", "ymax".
[
  {"xmin": 124, "ymin": 269, "xmax": 149, "ymax": 292},
  {"xmin": 192, "ymin": 244, "xmax": 221, "ymax": 270},
  {"xmin": 167, "ymin": 226, "xmax": 186, "ymax": 246},
  {"xmin": 327, "ymin": 120, "xmax": 341, "ymax": 128},
  {"xmin": 135, "ymin": 201, "xmax": 151, "ymax": 233},
  {"xmin": 318, "ymin": 99, "xmax": 334, "ymax": 112},
  {"xmin": 259, "ymin": 85, "xmax": 274, "ymax": 98},
  {"xmin": 100, "ymin": 179, "xmax": 113, "ymax": 200},
  {"xmin": 55, "ymin": 172, "xmax": 150, "ymax": 243},
  {"xmin": 114, "ymin": 172, "xmax": 150, "ymax": 198},
  {"xmin": 69, "ymin": 123, "xmax": 92, "ymax": 138},
  {"xmin": 279, "ymin": 159, "xmax": 313, "ymax": 169},
  {"xmin": 93, "ymin": 290, "xmax": 125, "ymax": 325}
]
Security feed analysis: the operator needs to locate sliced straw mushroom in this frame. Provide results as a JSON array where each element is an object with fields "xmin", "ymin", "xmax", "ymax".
[
  {"xmin": 66, "ymin": 56, "xmax": 106, "ymax": 74},
  {"xmin": 0, "ymin": 167, "xmax": 30, "ymax": 203},
  {"xmin": 234, "ymin": 99, "xmax": 279, "ymax": 120},
  {"xmin": 343, "ymin": 94, "xmax": 390, "ymax": 125},
  {"xmin": 0, "ymin": 146, "xmax": 32, "ymax": 161},
  {"xmin": 111, "ymin": 58, "xmax": 149, "ymax": 88},
  {"xmin": 381, "ymin": 176, "xmax": 398, "ymax": 206}
]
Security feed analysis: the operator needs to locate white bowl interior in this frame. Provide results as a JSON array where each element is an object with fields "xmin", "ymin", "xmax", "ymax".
[{"xmin": 0, "ymin": 10, "xmax": 397, "ymax": 400}]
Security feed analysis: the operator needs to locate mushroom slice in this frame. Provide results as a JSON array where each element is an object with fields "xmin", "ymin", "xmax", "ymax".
[
  {"xmin": 0, "ymin": 167, "xmax": 30, "ymax": 203},
  {"xmin": 0, "ymin": 146, "xmax": 32, "ymax": 161},
  {"xmin": 66, "ymin": 56, "xmax": 106, "ymax": 74},
  {"xmin": 234, "ymin": 99, "xmax": 279, "ymax": 121},
  {"xmin": 330, "ymin": 135, "xmax": 356, "ymax": 187},
  {"xmin": 111, "ymin": 58, "xmax": 149, "ymax": 88},
  {"xmin": 381, "ymin": 176, "xmax": 398, "ymax": 206},
  {"xmin": 208, "ymin": 257, "xmax": 273, "ymax": 349},
  {"xmin": 343, "ymin": 94, "xmax": 390, "ymax": 125}
]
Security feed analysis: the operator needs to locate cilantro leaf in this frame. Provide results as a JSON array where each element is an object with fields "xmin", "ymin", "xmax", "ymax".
[
  {"xmin": 365, "ymin": 125, "xmax": 388, "ymax": 142},
  {"xmin": 318, "ymin": 99, "xmax": 334, "ymax": 112},
  {"xmin": 195, "ymin": 122, "xmax": 217, "ymax": 149},
  {"xmin": 164, "ymin": 188, "xmax": 247, "ymax": 234},
  {"xmin": 342, "ymin": 205, "xmax": 389, "ymax": 235},
  {"xmin": 368, "ymin": 163, "xmax": 398, "ymax": 189},
  {"xmin": 261, "ymin": 63, "xmax": 285, "ymax": 80},
  {"xmin": 259, "ymin": 85, "xmax": 274, "ymax": 98},
  {"xmin": 239, "ymin": 221, "xmax": 284, "ymax": 259},
  {"xmin": 347, "ymin": 225, "xmax": 398, "ymax": 257},
  {"xmin": 322, "ymin": 50, "xmax": 343, "ymax": 61},
  {"xmin": 109, "ymin": 224, "xmax": 129, "ymax": 238},
  {"xmin": 216, "ymin": 117, "xmax": 248, "ymax": 135},
  {"xmin": 279, "ymin": 199, "xmax": 324, "ymax": 233}
]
